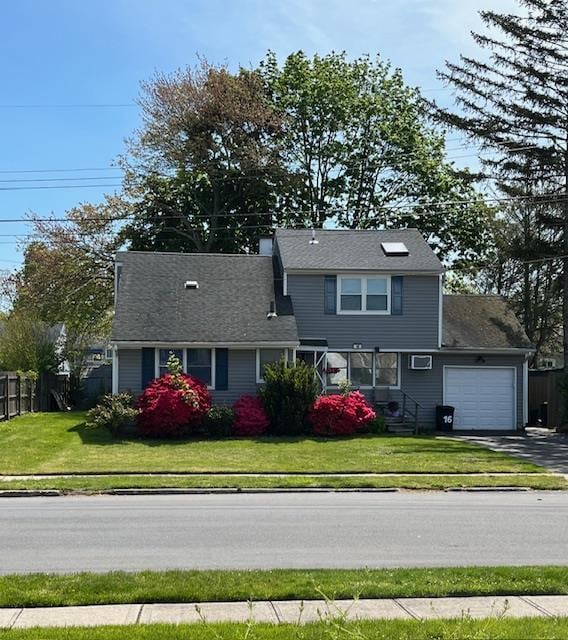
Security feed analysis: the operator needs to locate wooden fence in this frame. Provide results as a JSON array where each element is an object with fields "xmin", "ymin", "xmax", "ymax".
[
  {"xmin": 528, "ymin": 369, "xmax": 564, "ymax": 428},
  {"xmin": 0, "ymin": 373, "xmax": 38, "ymax": 421},
  {"xmin": 0, "ymin": 372, "xmax": 70, "ymax": 421}
]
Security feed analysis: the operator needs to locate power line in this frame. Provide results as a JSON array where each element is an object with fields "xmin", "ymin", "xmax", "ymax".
[
  {"xmin": 0, "ymin": 167, "xmax": 122, "ymax": 175},
  {"xmin": 0, "ymin": 191, "xmax": 565, "ymax": 227},
  {"xmin": 0, "ymin": 103, "xmax": 137, "ymax": 109},
  {"xmin": 0, "ymin": 183, "xmax": 123, "ymax": 192},
  {"xmin": 0, "ymin": 176, "xmax": 121, "ymax": 184}
]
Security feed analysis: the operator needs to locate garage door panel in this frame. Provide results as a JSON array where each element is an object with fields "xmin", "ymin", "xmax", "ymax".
[{"xmin": 444, "ymin": 367, "xmax": 515, "ymax": 430}]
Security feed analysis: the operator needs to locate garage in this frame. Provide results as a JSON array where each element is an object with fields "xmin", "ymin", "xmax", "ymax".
[{"xmin": 444, "ymin": 367, "xmax": 516, "ymax": 430}]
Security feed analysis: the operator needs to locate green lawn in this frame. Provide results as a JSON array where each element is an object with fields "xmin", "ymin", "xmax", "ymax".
[
  {"xmin": 1, "ymin": 473, "xmax": 566, "ymax": 492},
  {"xmin": 0, "ymin": 412, "xmax": 543, "ymax": 474},
  {"xmin": 3, "ymin": 619, "xmax": 568, "ymax": 639},
  {"xmin": 2, "ymin": 567, "xmax": 568, "ymax": 608}
]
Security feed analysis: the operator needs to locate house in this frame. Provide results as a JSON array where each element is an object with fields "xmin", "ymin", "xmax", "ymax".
[{"xmin": 111, "ymin": 228, "xmax": 534, "ymax": 431}]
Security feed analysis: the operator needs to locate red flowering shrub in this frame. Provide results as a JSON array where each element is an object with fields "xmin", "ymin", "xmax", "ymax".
[
  {"xmin": 232, "ymin": 395, "xmax": 270, "ymax": 437},
  {"xmin": 309, "ymin": 391, "xmax": 376, "ymax": 436},
  {"xmin": 138, "ymin": 373, "xmax": 211, "ymax": 437}
]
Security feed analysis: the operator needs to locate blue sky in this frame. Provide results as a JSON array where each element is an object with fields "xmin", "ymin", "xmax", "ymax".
[{"xmin": 0, "ymin": 0, "xmax": 517, "ymax": 270}]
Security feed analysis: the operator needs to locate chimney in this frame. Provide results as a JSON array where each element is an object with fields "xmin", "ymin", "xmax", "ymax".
[{"xmin": 259, "ymin": 236, "xmax": 273, "ymax": 256}]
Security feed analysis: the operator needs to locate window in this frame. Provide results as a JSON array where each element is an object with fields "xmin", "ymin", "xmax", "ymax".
[
  {"xmin": 340, "ymin": 279, "xmax": 362, "ymax": 311},
  {"xmin": 187, "ymin": 348, "xmax": 212, "ymax": 386},
  {"xmin": 326, "ymin": 352, "xmax": 348, "ymax": 386},
  {"xmin": 375, "ymin": 353, "xmax": 398, "ymax": 387},
  {"xmin": 366, "ymin": 278, "xmax": 388, "ymax": 311},
  {"xmin": 257, "ymin": 348, "xmax": 287, "ymax": 382},
  {"xmin": 349, "ymin": 352, "xmax": 373, "ymax": 386},
  {"xmin": 338, "ymin": 276, "xmax": 390, "ymax": 313},
  {"xmin": 158, "ymin": 349, "xmax": 183, "ymax": 377}
]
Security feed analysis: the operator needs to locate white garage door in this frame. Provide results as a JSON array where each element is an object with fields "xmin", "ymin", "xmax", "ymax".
[{"xmin": 444, "ymin": 367, "xmax": 516, "ymax": 430}]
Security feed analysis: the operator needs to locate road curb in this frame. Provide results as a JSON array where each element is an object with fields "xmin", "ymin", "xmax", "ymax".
[
  {"xmin": 0, "ymin": 490, "xmax": 62, "ymax": 498},
  {"xmin": 0, "ymin": 486, "xmax": 547, "ymax": 497}
]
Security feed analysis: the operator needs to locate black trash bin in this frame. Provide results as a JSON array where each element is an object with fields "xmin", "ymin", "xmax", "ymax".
[{"xmin": 436, "ymin": 405, "xmax": 455, "ymax": 431}]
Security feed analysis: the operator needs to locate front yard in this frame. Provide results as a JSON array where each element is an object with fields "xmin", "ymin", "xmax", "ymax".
[{"xmin": 0, "ymin": 411, "xmax": 544, "ymax": 476}]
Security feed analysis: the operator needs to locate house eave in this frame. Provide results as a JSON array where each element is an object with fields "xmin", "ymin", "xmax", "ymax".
[
  {"xmin": 440, "ymin": 346, "xmax": 536, "ymax": 355},
  {"xmin": 111, "ymin": 340, "xmax": 300, "ymax": 349}
]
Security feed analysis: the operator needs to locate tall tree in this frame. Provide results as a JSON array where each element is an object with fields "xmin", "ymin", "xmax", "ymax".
[
  {"xmin": 2, "ymin": 198, "xmax": 123, "ymax": 374},
  {"xmin": 260, "ymin": 51, "xmax": 493, "ymax": 266},
  {"xmin": 431, "ymin": 0, "xmax": 568, "ymax": 366},
  {"xmin": 121, "ymin": 60, "xmax": 292, "ymax": 253}
]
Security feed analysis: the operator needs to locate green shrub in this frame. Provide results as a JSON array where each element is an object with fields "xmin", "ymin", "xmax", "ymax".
[
  {"xmin": 260, "ymin": 359, "xmax": 319, "ymax": 435},
  {"xmin": 203, "ymin": 405, "xmax": 234, "ymax": 438},
  {"xmin": 86, "ymin": 393, "xmax": 140, "ymax": 435},
  {"xmin": 366, "ymin": 414, "xmax": 387, "ymax": 434}
]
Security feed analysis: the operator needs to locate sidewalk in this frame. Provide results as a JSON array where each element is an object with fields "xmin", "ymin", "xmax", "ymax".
[{"xmin": 3, "ymin": 595, "xmax": 568, "ymax": 628}]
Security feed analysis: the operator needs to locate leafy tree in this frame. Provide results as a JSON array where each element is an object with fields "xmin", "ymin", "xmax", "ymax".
[
  {"xmin": 431, "ymin": 0, "xmax": 568, "ymax": 367},
  {"xmin": 0, "ymin": 312, "xmax": 60, "ymax": 374},
  {"xmin": 260, "ymin": 51, "xmax": 493, "ymax": 267},
  {"xmin": 2, "ymin": 199, "xmax": 123, "ymax": 376},
  {"xmin": 121, "ymin": 60, "xmax": 293, "ymax": 253}
]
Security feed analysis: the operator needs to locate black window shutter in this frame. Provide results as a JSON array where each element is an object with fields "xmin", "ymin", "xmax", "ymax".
[
  {"xmin": 215, "ymin": 348, "xmax": 229, "ymax": 391},
  {"xmin": 324, "ymin": 276, "xmax": 337, "ymax": 314},
  {"xmin": 141, "ymin": 348, "xmax": 155, "ymax": 389},
  {"xmin": 391, "ymin": 276, "xmax": 403, "ymax": 315}
]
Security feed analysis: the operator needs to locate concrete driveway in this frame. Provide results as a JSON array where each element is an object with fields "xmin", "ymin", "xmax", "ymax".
[{"xmin": 458, "ymin": 428, "xmax": 568, "ymax": 475}]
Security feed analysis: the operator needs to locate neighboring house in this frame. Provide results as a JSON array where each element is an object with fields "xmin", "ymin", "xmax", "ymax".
[{"xmin": 111, "ymin": 229, "xmax": 534, "ymax": 431}]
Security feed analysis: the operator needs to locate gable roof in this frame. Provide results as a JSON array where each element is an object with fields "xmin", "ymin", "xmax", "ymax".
[
  {"xmin": 443, "ymin": 295, "xmax": 534, "ymax": 351},
  {"xmin": 112, "ymin": 251, "xmax": 298, "ymax": 344},
  {"xmin": 275, "ymin": 228, "xmax": 444, "ymax": 273}
]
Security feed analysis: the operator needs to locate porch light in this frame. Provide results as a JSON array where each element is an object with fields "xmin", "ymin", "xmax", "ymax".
[
  {"xmin": 184, "ymin": 280, "xmax": 199, "ymax": 289},
  {"xmin": 309, "ymin": 229, "xmax": 319, "ymax": 245}
]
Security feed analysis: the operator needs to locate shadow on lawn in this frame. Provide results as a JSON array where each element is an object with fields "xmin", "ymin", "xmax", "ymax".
[{"xmin": 70, "ymin": 422, "xmax": 452, "ymax": 450}]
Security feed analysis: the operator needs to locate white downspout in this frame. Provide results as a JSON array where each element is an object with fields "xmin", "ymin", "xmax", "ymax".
[
  {"xmin": 523, "ymin": 356, "xmax": 529, "ymax": 427},
  {"xmin": 112, "ymin": 345, "xmax": 119, "ymax": 395}
]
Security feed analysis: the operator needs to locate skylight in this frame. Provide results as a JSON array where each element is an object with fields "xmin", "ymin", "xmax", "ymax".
[{"xmin": 381, "ymin": 242, "xmax": 409, "ymax": 257}]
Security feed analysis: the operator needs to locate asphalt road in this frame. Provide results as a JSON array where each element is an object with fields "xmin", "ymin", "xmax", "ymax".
[{"xmin": 1, "ymin": 492, "xmax": 567, "ymax": 574}]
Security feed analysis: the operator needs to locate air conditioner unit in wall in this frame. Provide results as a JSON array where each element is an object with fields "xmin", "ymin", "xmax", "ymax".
[{"xmin": 409, "ymin": 355, "xmax": 432, "ymax": 370}]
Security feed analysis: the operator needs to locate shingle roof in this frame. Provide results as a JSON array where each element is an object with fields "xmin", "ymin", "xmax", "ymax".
[
  {"xmin": 443, "ymin": 295, "xmax": 534, "ymax": 351},
  {"xmin": 275, "ymin": 228, "xmax": 444, "ymax": 273},
  {"xmin": 112, "ymin": 252, "xmax": 298, "ymax": 344}
]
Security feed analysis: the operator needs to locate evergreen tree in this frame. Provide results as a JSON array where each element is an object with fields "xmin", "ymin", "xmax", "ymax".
[{"xmin": 431, "ymin": 0, "xmax": 568, "ymax": 368}]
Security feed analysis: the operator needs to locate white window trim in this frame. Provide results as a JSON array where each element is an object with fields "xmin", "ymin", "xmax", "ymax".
[
  {"xmin": 337, "ymin": 274, "xmax": 391, "ymax": 315},
  {"xmin": 155, "ymin": 347, "xmax": 216, "ymax": 390},
  {"xmin": 256, "ymin": 348, "xmax": 289, "ymax": 383},
  {"xmin": 324, "ymin": 350, "xmax": 400, "ymax": 390}
]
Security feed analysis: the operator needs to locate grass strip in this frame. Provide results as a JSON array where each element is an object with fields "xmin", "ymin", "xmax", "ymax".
[
  {"xmin": 0, "ymin": 473, "xmax": 566, "ymax": 492},
  {"xmin": 2, "ymin": 567, "xmax": 568, "ymax": 608},
  {"xmin": 0, "ymin": 412, "xmax": 543, "ymax": 475},
  {"xmin": 3, "ymin": 619, "xmax": 568, "ymax": 639}
]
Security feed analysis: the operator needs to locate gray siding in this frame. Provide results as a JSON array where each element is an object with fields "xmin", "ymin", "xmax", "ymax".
[
  {"xmin": 117, "ymin": 347, "xmax": 258, "ymax": 404},
  {"xmin": 213, "ymin": 349, "xmax": 258, "ymax": 405},
  {"xmin": 118, "ymin": 349, "xmax": 142, "ymax": 396},
  {"xmin": 399, "ymin": 353, "xmax": 525, "ymax": 429},
  {"xmin": 287, "ymin": 274, "xmax": 439, "ymax": 350}
]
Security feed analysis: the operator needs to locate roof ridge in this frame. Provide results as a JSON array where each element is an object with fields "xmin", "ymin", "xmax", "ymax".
[{"xmin": 117, "ymin": 250, "xmax": 269, "ymax": 258}]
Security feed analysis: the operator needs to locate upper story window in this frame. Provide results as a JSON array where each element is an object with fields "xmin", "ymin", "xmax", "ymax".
[{"xmin": 338, "ymin": 276, "xmax": 390, "ymax": 314}]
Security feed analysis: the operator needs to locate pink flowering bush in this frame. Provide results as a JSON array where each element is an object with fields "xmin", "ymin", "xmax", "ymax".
[
  {"xmin": 138, "ymin": 373, "xmax": 211, "ymax": 438},
  {"xmin": 232, "ymin": 395, "xmax": 270, "ymax": 437},
  {"xmin": 309, "ymin": 391, "xmax": 376, "ymax": 436}
]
